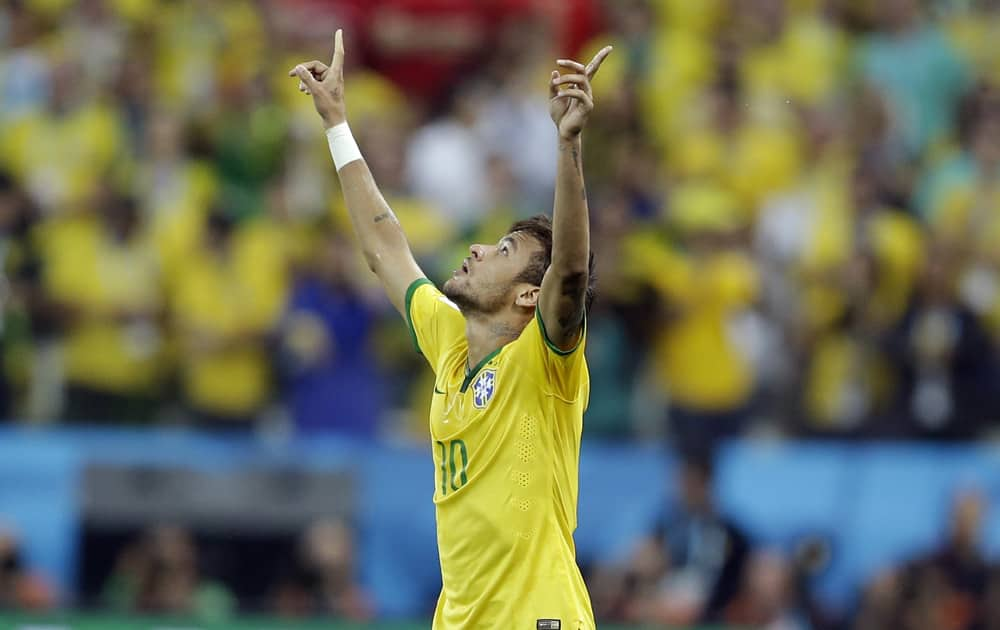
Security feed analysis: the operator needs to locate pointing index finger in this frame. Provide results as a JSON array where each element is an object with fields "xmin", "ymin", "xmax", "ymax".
[
  {"xmin": 330, "ymin": 29, "xmax": 345, "ymax": 76},
  {"xmin": 585, "ymin": 45, "xmax": 613, "ymax": 79}
]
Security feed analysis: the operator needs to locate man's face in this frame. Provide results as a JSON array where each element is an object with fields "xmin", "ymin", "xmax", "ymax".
[{"xmin": 443, "ymin": 231, "xmax": 543, "ymax": 315}]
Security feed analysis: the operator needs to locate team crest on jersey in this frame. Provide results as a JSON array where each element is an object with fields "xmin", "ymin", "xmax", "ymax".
[{"xmin": 472, "ymin": 369, "xmax": 497, "ymax": 409}]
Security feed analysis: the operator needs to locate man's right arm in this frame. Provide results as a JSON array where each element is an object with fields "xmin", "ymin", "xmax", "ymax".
[
  {"xmin": 292, "ymin": 30, "xmax": 423, "ymax": 317},
  {"xmin": 328, "ymin": 159, "xmax": 424, "ymax": 317}
]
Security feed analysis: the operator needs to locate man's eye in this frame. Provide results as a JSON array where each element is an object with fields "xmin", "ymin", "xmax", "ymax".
[{"xmin": 501, "ymin": 246, "xmax": 509, "ymax": 255}]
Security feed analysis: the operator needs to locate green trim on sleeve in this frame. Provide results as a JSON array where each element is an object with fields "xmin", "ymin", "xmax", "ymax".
[
  {"xmin": 404, "ymin": 278, "xmax": 434, "ymax": 355},
  {"xmin": 534, "ymin": 307, "xmax": 586, "ymax": 356}
]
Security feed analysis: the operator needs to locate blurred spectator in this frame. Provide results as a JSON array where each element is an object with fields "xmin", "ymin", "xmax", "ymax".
[
  {"xmin": 0, "ymin": 56, "xmax": 123, "ymax": 213},
  {"xmin": 921, "ymin": 85, "xmax": 1000, "ymax": 344},
  {"xmin": 0, "ymin": 171, "xmax": 39, "ymax": 418},
  {"xmin": 0, "ymin": 527, "xmax": 54, "ymax": 611},
  {"xmin": 474, "ymin": 16, "xmax": 559, "ymax": 212},
  {"xmin": 405, "ymin": 82, "xmax": 491, "ymax": 230},
  {"xmin": 39, "ymin": 190, "xmax": 166, "ymax": 424},
  {"xmin": 788, "ymin": 536, "xmax": 839, "ymax": 630},
  {"xmin": 278, "ymin": 230, "xmax": 387, "ymax": 438},
  {"xmin": 271, "ymin": 518, "xmax": 372, "ymax": 620},
  {"xmin": 854, "ymin": 569, "xmax": 904, "ymax": 630},
  {"xmin": 0, "ymin": 1, "xmax": 52, "ymax": 121},
  {"xmin": 103, "ymin": 525, "xmax": 234, "ymax": 620},
  {"xmin": 168, "ymin": 205, "xmax": 288, "ymax": 427},
  {"xmin": 578, "ymin": 201, "xmax": 641, "ymax": 437},
  {"xmin": 623, "ymin": 207, "xmax": 761, "ymax": 452},
  {"xmin": 889, "ymin": 253, "xmax": 999, "ymax": 437},
  {"xmin": 795, "ymin": 161, "xmax": 924, "ymax": 434},
  {"xmin": 919, "ymin": 85, "xmax": 1000, "ymax": 278},
  {"xmin": 857, "ymin": 0, "xmax": 970, "ymax": 156},
  {"xmin": 920, "ymin": 84, "xmax": 1000, "ymax": 229},
  {"xmin": 944, "ymin": 0, "xmax": 1000, "ymax": 84},
  {"xmin": 723, "ymin": 551, "xmax": 808, "ymax": 630},
  {"xmin": 140, "ymin": 111, "xmax": 219, "ymax": 279},
  {"xmin": 619, "ymin": 454, "xmax": 750, "ymax": 625},
  {"xmin": 59, "ymin": 0, "xmax": 128, "ymax": 95},
  {"xmin": 922, "ymin": 490, "xmax": 989, "ymax": 628},
  {"xmin": 212, "ymin": 72, "xmax": 288, "ymax": 220},
  {"xmin": 854, "ymin": 489, "xmax": 993, "ymax": 630}
]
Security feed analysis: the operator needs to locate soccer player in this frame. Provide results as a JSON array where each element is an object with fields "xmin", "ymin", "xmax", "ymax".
[{"xmin": 291, "ymin": 30, "xmax": 611, "ymax": 630}]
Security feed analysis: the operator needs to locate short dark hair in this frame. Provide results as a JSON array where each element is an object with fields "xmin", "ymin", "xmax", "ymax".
[{"xmin": 508, "ymin": 214, "xmax": 596, "ymax": 312}]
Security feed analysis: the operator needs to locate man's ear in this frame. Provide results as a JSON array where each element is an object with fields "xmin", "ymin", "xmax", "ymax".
[{"xmin": 514, "ymin": 285, "xmax": 540, "ymax": 309}]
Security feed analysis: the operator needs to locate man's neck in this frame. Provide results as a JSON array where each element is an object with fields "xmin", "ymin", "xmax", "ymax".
[{"xmin": 463, "ymin": 312, "xmax": 528, "ymax": 371}]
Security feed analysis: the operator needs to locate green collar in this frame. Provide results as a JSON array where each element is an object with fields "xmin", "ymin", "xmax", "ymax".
[{"xmin": 460, "ymin": 345, "xmax": 506, "ymax": 393}]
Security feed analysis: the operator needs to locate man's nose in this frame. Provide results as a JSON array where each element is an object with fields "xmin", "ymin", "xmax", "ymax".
[{"xmin": 470, "ymin": 244, "xmax": 485, "ymax": 260}]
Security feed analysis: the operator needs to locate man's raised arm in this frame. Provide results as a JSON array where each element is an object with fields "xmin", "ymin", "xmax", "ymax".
[
  {"xmin": 538, "ymin": 46, "xmax": 612, "ymax": 350},
  {"xmin": 291, "ymin": 30, "xmax": 423, "ymax": 317}
]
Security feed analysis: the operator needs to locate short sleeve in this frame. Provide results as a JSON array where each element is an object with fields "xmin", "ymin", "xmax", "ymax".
[
  {"xmin": 405, "ymin": 278, "xmax": 466, "ymax": 371},
  {"xmin": 511, "ymin": 309, "xmax": 589, "ymax": 404}
]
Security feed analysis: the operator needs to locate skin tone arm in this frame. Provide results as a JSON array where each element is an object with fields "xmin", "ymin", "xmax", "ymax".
[
  {"xmin": 538, "ymin": 46, "xmax": 613, "ymax": 350},
  {"xmin": 290, "ymin": 30, "xmax": 423, "ymax": 318}
]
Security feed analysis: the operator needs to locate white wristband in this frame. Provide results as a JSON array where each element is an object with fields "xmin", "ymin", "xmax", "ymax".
[{"xmin": 326, "ymin": 122, "xmax": 363, "ymax": 171}]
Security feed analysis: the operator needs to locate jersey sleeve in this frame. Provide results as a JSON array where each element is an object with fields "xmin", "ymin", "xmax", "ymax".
[
  {"xmin": 404, "ymin": 278, "xmax": 466, "ymax": 371},
  {"xmin": 512, "ymin": 308, "xmax": 589, "ymax": 404}
]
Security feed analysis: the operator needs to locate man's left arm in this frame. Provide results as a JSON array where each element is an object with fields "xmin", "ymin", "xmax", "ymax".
[{"xmin": 538, "ymin": 46, "xmax": 612, "ymax": 351}]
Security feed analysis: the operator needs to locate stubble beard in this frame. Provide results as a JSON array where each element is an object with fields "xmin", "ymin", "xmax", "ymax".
[{"xmin": 443, "ymin": 278, "xmax": 506, "ymax": 316}]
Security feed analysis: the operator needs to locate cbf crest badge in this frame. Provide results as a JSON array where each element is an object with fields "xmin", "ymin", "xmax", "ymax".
[{"xmin": 472, "ymin": 369, "xmax": 497, "ymax": 409}]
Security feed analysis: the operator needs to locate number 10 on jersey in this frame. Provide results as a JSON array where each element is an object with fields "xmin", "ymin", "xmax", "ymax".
[{"xmin": 437, "ymin": 439, "xmax": 469, "ymax": 495}]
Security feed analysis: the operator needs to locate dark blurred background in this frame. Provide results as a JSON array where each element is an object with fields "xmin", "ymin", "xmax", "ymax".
[{"xmin": 2, "ymin": 0, "xmax": 1000, "ymax": 628}]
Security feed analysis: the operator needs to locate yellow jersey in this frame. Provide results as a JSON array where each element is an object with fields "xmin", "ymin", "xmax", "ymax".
[{"xmin": 405, "ymin": 279, "xmax": 595, "ymax": 630}]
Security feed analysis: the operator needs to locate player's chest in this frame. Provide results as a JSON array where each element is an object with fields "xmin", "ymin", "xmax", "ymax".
[{"xmin": 429, "ymin": 353, "xmax": 507, "ymax": 441}]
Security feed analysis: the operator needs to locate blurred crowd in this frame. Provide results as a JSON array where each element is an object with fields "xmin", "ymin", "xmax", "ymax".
[
  {"xmin": 7, "ymin": 456, "xmax": 996, "ymax": 630},
  {"xmin": 0, "ymin": 0, "xmax": 603, "ymax": 438},
  {"xmin": 589, "ymin": 456, "xmax": 1000, "ymax": 630},
  {"xmin": 1, "ymin": 516, "xmax": 373, "ymax": 620},
  {"xmin": 2, "ymin": 0, "xmax": 1000, "ymax": 622},
  {"xmin": 96, "ymin": 519, "xmax": 372, "ymax": 621},
  {"xmin": 0, "ymin": 526, "xmax": 53, "ymax": 611},
  {"xmin": 3, "ymin": 0, "xmax": 1000, "ymax": 446}
]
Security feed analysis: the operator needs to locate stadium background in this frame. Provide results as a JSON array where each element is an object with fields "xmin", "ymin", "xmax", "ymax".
[{"xmin": 2, "ymin": 0, "xmax": 1000, "ymax": 628}]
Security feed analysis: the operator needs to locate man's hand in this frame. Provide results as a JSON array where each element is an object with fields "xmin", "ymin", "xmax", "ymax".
[
  {"xmin": 549, "ymin": 46, "xmax": 612, "ymax": 140},
  {"xmin": 289, "ymin": 29, "xmax": 347, "ymax": 129}
]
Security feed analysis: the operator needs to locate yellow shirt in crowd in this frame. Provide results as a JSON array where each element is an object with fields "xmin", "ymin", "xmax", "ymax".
[
  {"xmin": 168, "ymin": 219, "xmax": 287, "ymax": 418},
  {"xmin": 37, "ymin": 214, "xmax": 164, "ymax": 393},
  {"xmin": 624, "ymin": 232, "xmax": 759, "ymax": 412}
]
